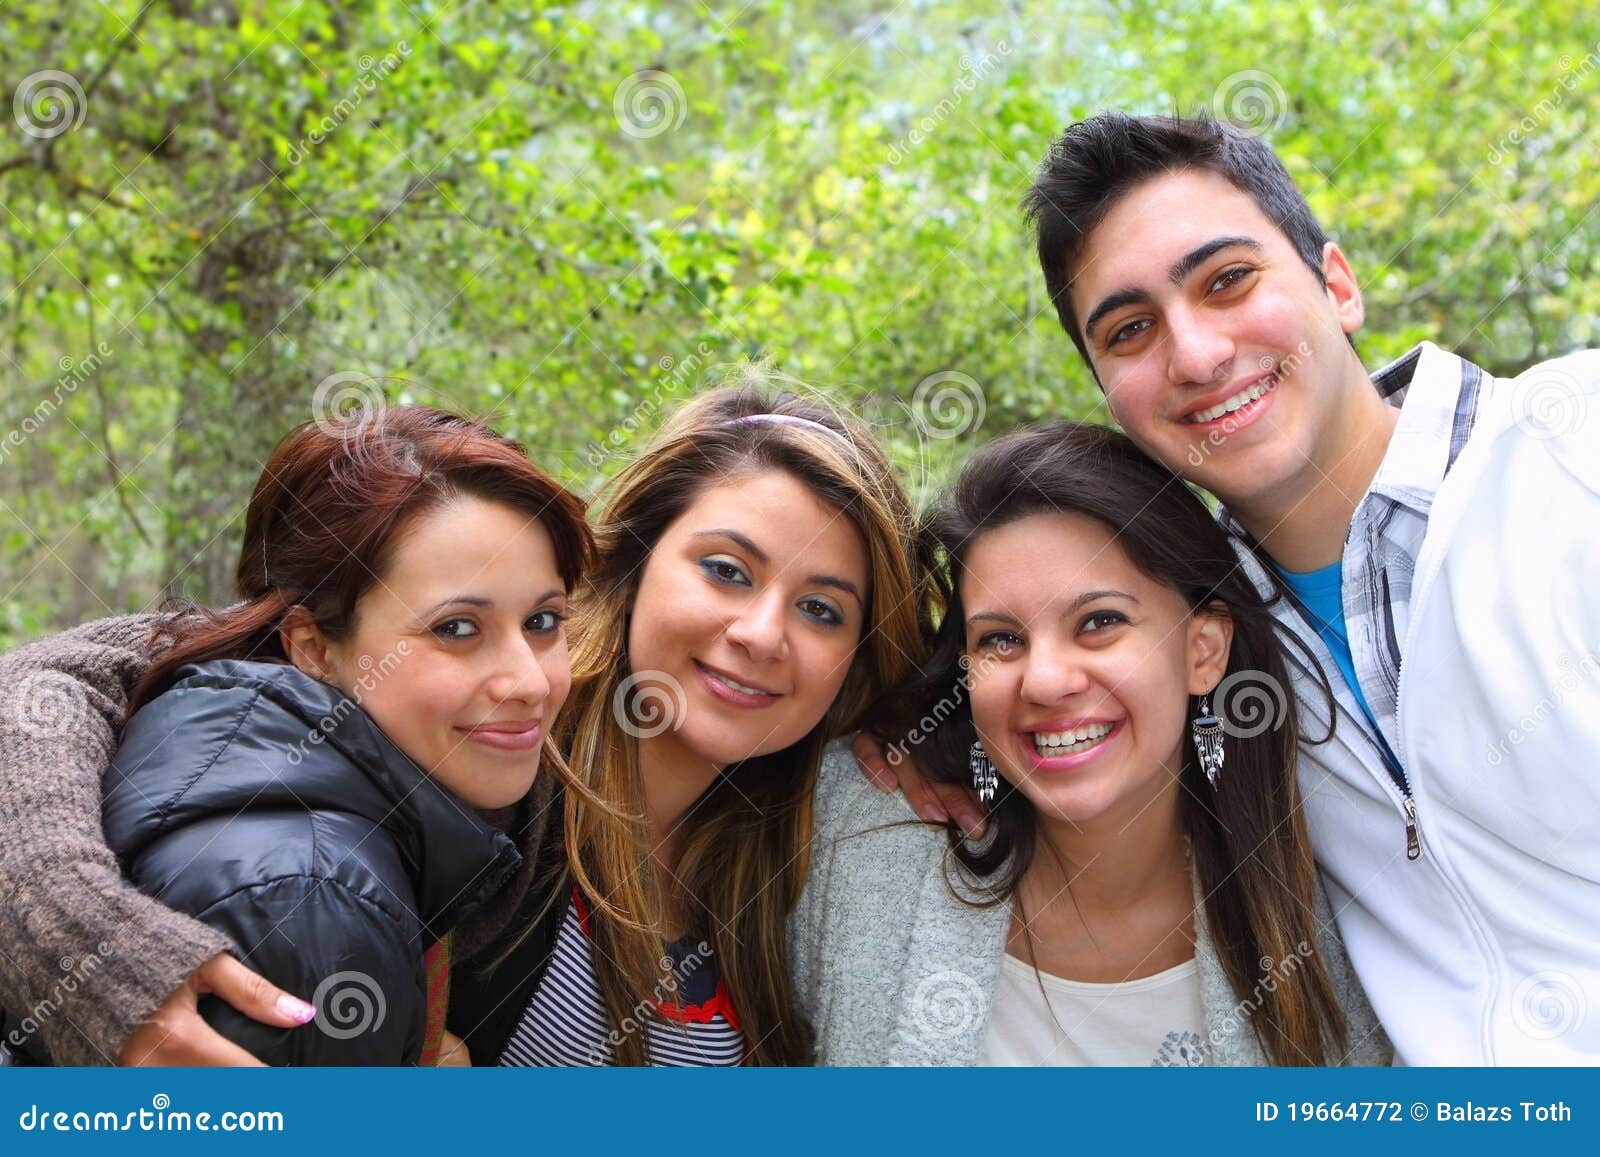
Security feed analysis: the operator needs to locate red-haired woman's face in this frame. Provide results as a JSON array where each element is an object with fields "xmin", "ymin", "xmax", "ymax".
[{"xmin": 290, "ymin": 495, "xmax": 573, "ymax": 809}]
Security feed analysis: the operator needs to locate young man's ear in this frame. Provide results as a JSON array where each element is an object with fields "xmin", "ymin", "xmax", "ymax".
[
  {"xmin": 279, "ymin": 607, "xmax": 336, "ymax": 684},
  {"xmin": 1321, "ymin": 240, "xmax": 1365, "ymax": 336},
  {"xmin": 1187, "ymin": 604, "xmax": 1235, "ymax": 697}
]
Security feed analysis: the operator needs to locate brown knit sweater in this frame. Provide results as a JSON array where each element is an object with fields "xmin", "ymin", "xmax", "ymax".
[{"xmin": 0, "ymin": 615, "xmax": 552, "ymax": 1066}]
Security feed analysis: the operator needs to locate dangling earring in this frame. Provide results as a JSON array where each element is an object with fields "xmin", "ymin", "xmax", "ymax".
[
  {"xmin": 968, "ymin": 740, "xmax": 997, "ymax": 805},
  {"xmin": 1191, "ymin": 695, "xmax": 1224, "ymax": 790}
]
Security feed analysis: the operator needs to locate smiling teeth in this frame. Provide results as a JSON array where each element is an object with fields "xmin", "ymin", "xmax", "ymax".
[
  {"xmin": 708, "ymin": 669, "xmax": 771, "ymax": 696},
  {"xmin": 1032, "ymin": 722, "xmax": 1114, "ymax": 755},
  {"xmin": 1189, "ymin": 376, "xmax": 1276, "ymax": 423}
]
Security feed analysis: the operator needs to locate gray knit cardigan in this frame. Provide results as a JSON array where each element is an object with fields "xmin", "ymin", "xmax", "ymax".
[{"xmin": 788, "ymin": 740, "xmax": 1393, "ymax": 1066}]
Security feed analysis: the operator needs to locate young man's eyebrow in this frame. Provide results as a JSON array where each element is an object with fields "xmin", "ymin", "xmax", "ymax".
[
  {"xmin": 1167, "ymin": 235, "xmax": 1263, "ymax": 285},
  {"xmin": 1084, "ymin": 288, "xmax": 1152, "ymax": 344},
  {"xmin": 1082, "ymin": 235, "xmax": 1264, "ymax": 344}
]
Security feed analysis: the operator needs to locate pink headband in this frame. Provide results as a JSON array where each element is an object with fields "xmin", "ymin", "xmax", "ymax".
[{"xmin": 728, "ymin": 413, "xmax": 851, "ymax": 444}]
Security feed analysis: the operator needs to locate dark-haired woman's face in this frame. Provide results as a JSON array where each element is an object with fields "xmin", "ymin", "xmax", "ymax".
[
  {"xmin": 297, "ymin": 496, "xmax": 572, "ymax": 809},
  {"xmin": 626, "ymin": 469, "xmax": 868, "ymax": 773},
  {"xmin": 961, "ymin": 510, "xmax": 1230, "ymax": 829}
]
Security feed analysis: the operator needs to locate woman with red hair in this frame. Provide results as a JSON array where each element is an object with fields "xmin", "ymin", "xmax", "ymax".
[{"xmin": 84, "ymin": 406, "xmax": 592, "ymax": 1065}]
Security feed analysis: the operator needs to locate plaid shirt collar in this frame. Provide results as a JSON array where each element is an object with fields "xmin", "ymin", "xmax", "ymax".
[
  {"xmin": 1363, "ymin": 341, "xmax": 1489, "ymax": 519},
  {"xmin": 1216, "ymin": 340, "xmax": 1489, "ymax": 543}
]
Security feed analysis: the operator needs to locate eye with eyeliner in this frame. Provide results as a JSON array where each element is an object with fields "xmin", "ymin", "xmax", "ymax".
[
  {"xmin": 699, "ymin": 555, "xmax": 750, "ymax": 587},
  {"xmin": 799, "ymin": 596, "xmax": 844, "ymax": 626}
]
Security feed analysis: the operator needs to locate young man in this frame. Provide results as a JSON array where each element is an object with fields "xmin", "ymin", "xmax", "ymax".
[{"xmin": 859, "ymin": 113, "xmax": 1600, "ymax": 1065}]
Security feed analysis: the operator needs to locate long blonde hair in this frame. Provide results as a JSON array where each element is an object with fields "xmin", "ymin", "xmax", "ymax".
[{"xmin": 560, "ymin": 375, "xmax": 931, "ymax": 1064}]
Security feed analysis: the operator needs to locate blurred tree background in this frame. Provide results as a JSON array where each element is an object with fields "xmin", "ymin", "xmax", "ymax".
[{"xmin": 2, "ymin": 0, "xmax": 1597, "ymax": 643}]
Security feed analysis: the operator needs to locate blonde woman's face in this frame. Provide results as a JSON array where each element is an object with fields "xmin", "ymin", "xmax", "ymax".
[
  {"xmin": 626, "ymin": 469, "xmax": 869, "ymax": 771},
  {"xmin": 304, "ymin": 496, "xmax": 573, "ymax": 809}
]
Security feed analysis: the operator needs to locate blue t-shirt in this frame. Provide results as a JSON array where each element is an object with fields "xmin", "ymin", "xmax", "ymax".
[{"xmin": 1271, "ymin": 560, "xmax": 1381, "ymax": 735}]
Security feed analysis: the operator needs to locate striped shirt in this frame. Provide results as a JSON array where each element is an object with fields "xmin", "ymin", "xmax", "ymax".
[{"xmin": 498, "ymin": 888, "xmax": 745, "ymax": 1067}]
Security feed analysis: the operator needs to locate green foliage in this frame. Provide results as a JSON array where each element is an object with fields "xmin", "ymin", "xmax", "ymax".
[{"xmin": 2, "ymin": 0, "xmax": 1597, "ymax": 641}]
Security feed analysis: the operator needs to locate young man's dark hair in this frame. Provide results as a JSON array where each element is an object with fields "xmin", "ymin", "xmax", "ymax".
[{"xmin": 1023, "ymin": 112, "xmax": 1333, "ymax": 363}]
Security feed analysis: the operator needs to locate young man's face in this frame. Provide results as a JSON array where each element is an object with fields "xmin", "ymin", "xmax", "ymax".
[{"xmin": 1065, "ymin": 168, "xmax": 1365, "ymax": 511}]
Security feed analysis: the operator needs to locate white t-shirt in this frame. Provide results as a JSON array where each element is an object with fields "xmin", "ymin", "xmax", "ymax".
[{"xmin": 976, "ymin": 951, "xmax": 1209, "ymax": 1066}]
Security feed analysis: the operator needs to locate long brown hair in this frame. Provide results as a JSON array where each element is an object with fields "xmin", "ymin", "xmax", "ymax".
[
  {"xmin": 559, "ymin": 374, "xmax": 932, "ymax": 1065},
  {"xmin": 128, "ymin": 406, "xmax": 595, "ymax": 766},
  {"xmin": 870, "ymin": 421, "xmax": 1346, "ymax": 1066}
]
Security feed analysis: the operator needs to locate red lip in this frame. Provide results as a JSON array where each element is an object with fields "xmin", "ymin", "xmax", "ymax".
[
  {"xmin": 1176, "ymin": 368, "xmax": 1278, "ymax": 425},
  {"xmin": 694, "ymin": 660, "xmax": 781, "ymax": 708}
]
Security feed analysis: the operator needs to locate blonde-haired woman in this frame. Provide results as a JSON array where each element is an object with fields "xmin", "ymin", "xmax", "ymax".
[{"xmin": 452, "ymin": 380, "xmax": 931, "ymax": 1065}]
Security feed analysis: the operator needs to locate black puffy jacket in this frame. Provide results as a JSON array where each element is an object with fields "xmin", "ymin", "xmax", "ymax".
[{"xmin": 101, "ymin": 659, "xmax": 522, "ymax": 1065}]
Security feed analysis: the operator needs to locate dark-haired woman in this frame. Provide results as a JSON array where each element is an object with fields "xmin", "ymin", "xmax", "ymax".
[{"xmin": 789, "ymin": 422, "xmax": 1390, "ymax": 1066}]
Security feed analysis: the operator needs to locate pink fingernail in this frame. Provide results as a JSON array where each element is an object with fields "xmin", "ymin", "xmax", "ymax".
[{"xmin": 279, "ymin": 995, "xmax": 316, "ymax": 1023}]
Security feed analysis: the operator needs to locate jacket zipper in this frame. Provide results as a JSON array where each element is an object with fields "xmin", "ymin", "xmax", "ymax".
[{"xmin": 1279, "ymin": 571, "xmax": 1423, "ymax": 861}]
